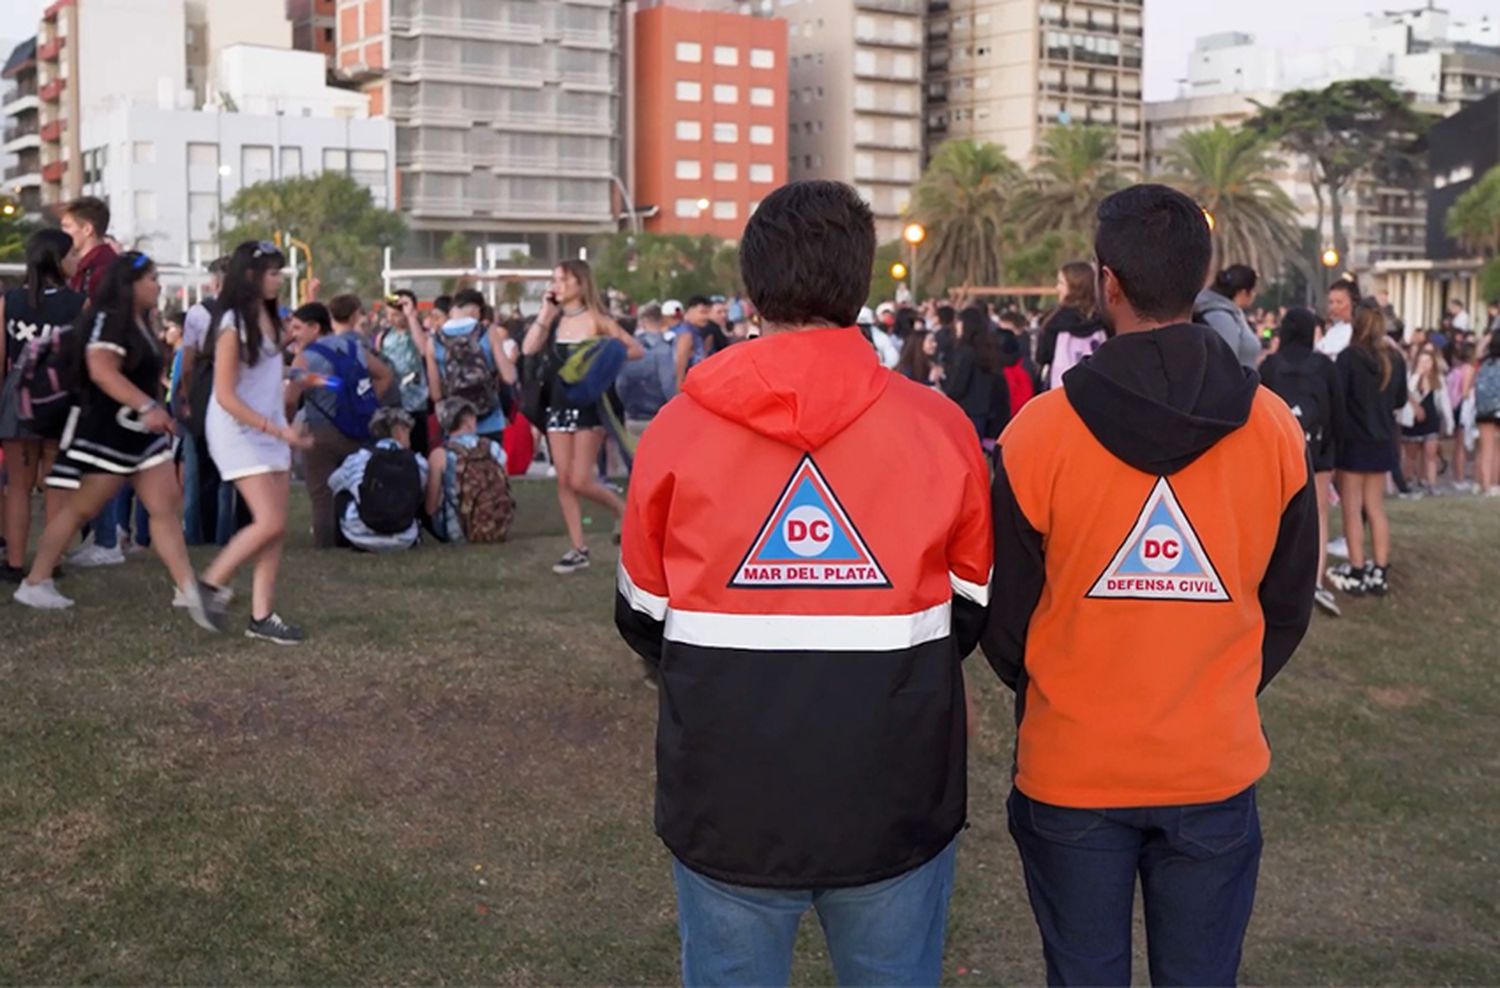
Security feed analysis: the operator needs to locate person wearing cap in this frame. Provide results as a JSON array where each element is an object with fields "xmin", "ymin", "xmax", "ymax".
[
  {"xmin": 327, "ymin": 407, "xmax": 428, "ymax": 553},
  {"xmin": 858, "ymin": 306, "xmax": 900, "ymax": 369},
  {"xmin": 661, "ymin": 299, "xmax": 685, "ymax": 324},
  {"xmin": 673, "ymin": 295, "xmax": 715, "ymax": 390},
  {"xmin": 615, "ymin": 303, "xmax": 678, "ymax": 436}
]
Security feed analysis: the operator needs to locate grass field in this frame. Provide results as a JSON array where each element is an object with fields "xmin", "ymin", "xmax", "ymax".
[{"xmin": 2, "ymin": 482, "xmax": 1498, "ymax": 985}]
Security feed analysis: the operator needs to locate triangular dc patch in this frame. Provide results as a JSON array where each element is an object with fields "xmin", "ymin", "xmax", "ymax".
[
  {"xmin": 729, "ymin": 454, "xmax": 891, "ymax": 589},
  {"xmin": 1086, "ymin": 477, "xmax": 1230, "ymax": 602}
]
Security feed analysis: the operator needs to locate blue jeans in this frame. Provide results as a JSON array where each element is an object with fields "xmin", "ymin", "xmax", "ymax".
[
  {"xmin": 1008, "ymin": 786, "xmax": 1262, "ymax": 987},
  {"xmin": 109, "ymin": 484, "xmax": 152, "ymax": 548},
  {"xmin": 181, "ymin": 435, "xmax": 237, "ymax": 547},
  {"xmin": 672, "ymin": 839, "xmax": 958, "ymax": 987}
]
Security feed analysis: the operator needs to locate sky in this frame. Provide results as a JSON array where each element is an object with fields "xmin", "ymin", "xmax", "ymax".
[{"xmin": 1, "ymin": 0, "xmax": 1495, "ymax": 102}]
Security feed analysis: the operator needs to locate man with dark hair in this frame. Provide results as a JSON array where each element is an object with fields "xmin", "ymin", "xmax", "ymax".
[
  {"xmin": 672, "ymin": 294, "xmax": 714, "ymax": 389},
  {"xmin": 425, "ymin": 287, "xmax": 516, "ymax": 443},
  {"xmin": 616, "ymin": 180, "xmax": 993, "ymax": 985},
  {"xmin": 983, "ymin": 184, "xmax": 1318, "ymax": 986},
  {"xmin": 59, "ymin": 196, "xmax": 115, "ymax": 300},
  {"xmin": 933, "ymin": 303, "xmax": 958, "ymax": 364}
]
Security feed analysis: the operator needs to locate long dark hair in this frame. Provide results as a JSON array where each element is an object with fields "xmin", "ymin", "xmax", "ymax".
[
  {"xmin": 897, "ymin": 329, "xmax": 933, "ymax": 382},
  {"xmin": 24, "ymin": 228, "xmax": 73, "ymax": 309},
  {"xmin": 82, "ymin": 251, "xmax": 158, "ymax": 374},
  {"xmin": 219, "ymin": 240, "xmax": 286, "ymax": 367},
  {"xmin": 1043, "ymin": 260, "xmax": 1096, "ymax": 332},
  {"xmin": 959, "ymin": 306, "xmax": 1002, "ymax": 374}
]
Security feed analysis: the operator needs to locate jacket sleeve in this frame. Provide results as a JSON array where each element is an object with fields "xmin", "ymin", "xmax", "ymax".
[
  {"xmin": 980, "ymin": 449, "xmax": 1045, "ymax": 691},
  {"xmin": 943, "ymin": 348, "xmax": 975, "ymax": 403},
  {"xmin": 988, "ymin": 368, "xmax": 1012, "ymax": 438},
  {"xmin": 1035, "ymin": 324, "xmax": 1058, "ymax": 371},
  {"xmin": 1257, "ymin": 447, "xmax": 1318, "ymax": 693},
  {"xmin": 947, "ymin": 434, "xmax": 995, "ymax": 659},
  {"xmin": 615, "ymin": 435, "xmax": 674, "ymax": 667}
]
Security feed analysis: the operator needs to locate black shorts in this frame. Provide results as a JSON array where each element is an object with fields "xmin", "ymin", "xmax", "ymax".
[{"xmin": 1336, "ymin": 439, "xmax": 1397, "ymax": 474}]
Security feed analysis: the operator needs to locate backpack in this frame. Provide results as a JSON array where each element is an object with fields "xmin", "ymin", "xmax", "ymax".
[
  {"xmin": 1049, "ymin": 329, "xmax": 1106, "ymax": 389},
  {"xmin": 16, "ymin": 320, "xmax": 84, "ymax": 439},
  {"xmin": 186, "ymin": 297, "xmax": 223, "ymax": 439},
  {"xmin": 448, "ymin": 439, "xmax": 515, "ymax": 543},
  {"xmin": 1267, "ymin": 356, "xmax": 1330, "ymax": 447},
  {"xmin": 1476, "ymin": 360, "xmax": 1500, "ymax": 418},
  {"xmin": 357, "ymin": 444, "xmax": 422, "ymax": 535},
  {"xmin": 441, "ymin": 326, "xmax": 500, "ymax": 418},
  {"xmin": 308, "ymin": 336, "xmax": 380, "ymax": 440}
]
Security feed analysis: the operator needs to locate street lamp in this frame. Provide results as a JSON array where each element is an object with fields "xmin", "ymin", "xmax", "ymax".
[
  {"xmin": 1320, "ymin": 248, "xmax": 1340, "ymax": 269},
  {"xmin": 902, "ymin": 222, "xmax": 926, "ymax": 301},
  {"xmin": 890, "ymin": 261, "xmax": 907, "ymax": 281}
]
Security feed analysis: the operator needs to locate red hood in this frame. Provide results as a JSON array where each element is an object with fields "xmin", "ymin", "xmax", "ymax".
[{"xmin": 683, "ymin": 327, "xmax": 889, "ymax": 451}]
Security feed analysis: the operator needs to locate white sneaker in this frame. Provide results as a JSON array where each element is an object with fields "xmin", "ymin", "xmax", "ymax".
[
  {"xmin": 14, "ymin": 579, "xmax": 75, "ymax": 610},
  {"xmin": 67, "ymin": 543, "xmax": 125, "ymax": 568},
  {"xmin": 1326, "ymin": 537, "xmax": 1349, "ymax": 559},
  {"xmin": 174, "ymin": 583, "xmax": 234, "ymax": 609}
]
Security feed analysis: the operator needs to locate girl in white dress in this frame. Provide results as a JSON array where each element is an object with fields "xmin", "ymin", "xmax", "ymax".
[{"xmin": 201, "ymin": 241, "xmax": 313, "ymax": 644}]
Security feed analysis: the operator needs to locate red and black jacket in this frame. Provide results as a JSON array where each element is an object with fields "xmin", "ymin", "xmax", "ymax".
[{"xmin": 616, "ymin": 327, "xmax": 993, "ymax": 888}]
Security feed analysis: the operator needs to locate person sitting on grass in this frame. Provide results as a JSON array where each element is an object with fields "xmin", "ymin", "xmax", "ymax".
[
  {"xmin": 328, "ymin": 407, "xmax": 427, "ymax": 553},
  {"xmin": 425, "ymin": 397, "xmax": 515, "ymax": 545}
]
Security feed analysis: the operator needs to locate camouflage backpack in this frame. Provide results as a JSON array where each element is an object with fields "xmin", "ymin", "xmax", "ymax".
[
  {"xmin": 449, "ymin": 439, "xmax": 515, "ymax": 543},
  {"xmin": 441, "ymin": 326, "xmax": 500, "ymax": 417}
]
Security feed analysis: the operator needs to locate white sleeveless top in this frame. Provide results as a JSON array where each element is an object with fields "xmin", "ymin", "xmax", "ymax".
[{"xmin": 205, "ymin": 309, "xmax": 291, "ymax": 480}]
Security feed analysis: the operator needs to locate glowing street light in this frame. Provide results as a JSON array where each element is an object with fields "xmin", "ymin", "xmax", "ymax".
[
  {"xmin": 903, "ymin": 222, "xmax": 926, "ymax": 245},
  {"xmin": 890, "ymin": 261, "xmax": 908, "ymax": 280},
  {"xmin": 1320, "ymin": 248, "xmax": 1340, "ymax": 269}
]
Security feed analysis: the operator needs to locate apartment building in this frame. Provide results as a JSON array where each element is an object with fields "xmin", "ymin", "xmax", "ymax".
[
  {"xmin": 338, "ymin": 0, "xmax": 621, "ymax": 262},
  {"xmin": 288, "ymin": 0, "xmax": 338, "ymax": 62},
  {"xmin": 926, "ymin": 0, "xmax": 1145, "ymax": 169},
  {"xmin": 632, "ymin": 3, "xmax": 787, "ymax": 238},
  {"xmin": 2, "ymin": 38, "xmax": 42, "ymax": 217},
  {"xmin": 785, "ymin": 0, "xmax": 925, "ymax": 240}
]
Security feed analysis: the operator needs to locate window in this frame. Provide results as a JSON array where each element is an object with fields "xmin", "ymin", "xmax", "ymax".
[
  {"xmin": 676, "ymin": 120, "xmax": 702, "ymax": 141},
  {"xmin": 713, "ymin": 122, "xmax": 738, "ymax": 142},
  {"xmin": 132, "ymin": 141, "xmax": 155, "ymax": 165},
  {"xmin": 676, "ymin": 42, "xmax": 701, "ymax": 63},
  {"xmin": 676, "ymin": 80, "xmax": 702, "ymax": 102},
  {"xmin": 750, "ymin": 86, "xmax": 774, "ymax": 107},
  {"xmin": 750, "ymin": 163, "xmax": 774, "ymax": 183},
  {"xmin": 187, "ymin": 142, "xmax": 219, "ymax": 168},
  {"xmin": 713, "ymin": 84, "xmax": 738, "ymax": 104},
  {"xmin": 749, "ymin": 125, "xmax": 773, "ymax": 145},
  {"xmin": 713, "ymin": 161, "xmax": 737, "ymax": 181},
  {"xmin": 281, "ymin": 146, "xmax": 302, "ymax": 177},
  {"xmin": 133, "ymin": 191, "xmax": 157, "ymax": 223},
  {"xmin": 241, "ymin": 145, "xmax": 274, "ymax": 183},
  {"xmin": 713, "ymin": 45, "xmax": 739, "ymax": 66},
  {"xmin": 712, "ymin": 201, "xmax": 738, "ymax": 220},
  {"xmin": 855, "ymin": 51, "xmax": 876, "ymax": 75},
  {"xmin": 675, "ymin": 198, "xmax": 704, "ymax": 218},
  {"xmin": 750, "ymin": 47, "xmax": 775, "ymax": 69},
  {"xmin": 323, "ymin": 148, "xmax": 349, "ymax": 171},
  {"xmin": 676, "ymin": 159, "xmax": 702, "ymax": 179}
]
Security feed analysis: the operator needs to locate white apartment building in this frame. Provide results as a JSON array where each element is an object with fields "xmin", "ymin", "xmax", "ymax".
[
  {"xmin": 79, "ymin": 45, "xmax": 393, "ymax": 266},
  {"xmin": 786, "ymin": 0, "xmax": 925, "ymax": 240},
  {"xmin": 927, "ymin": 0, "xmax": 1145, "ymax": 169}
]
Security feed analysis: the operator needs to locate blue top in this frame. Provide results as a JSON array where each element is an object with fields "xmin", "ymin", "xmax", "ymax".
[
  {"xmin": 673, "ymin": 321, "xmax": 706, "ymax": 368},
  {"xmin": 304, "ymin": 329, "xmax": 372, "ymax": 429},
  {"xmin": 433, "ymin": 317, "xmax": 506, "ymax": 436},
  {"xmin": 615, "ymin": 331, "xmax": 677, "ymax": 420}
]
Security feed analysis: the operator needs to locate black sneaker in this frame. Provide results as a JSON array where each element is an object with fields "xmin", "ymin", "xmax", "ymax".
[
  {"xmin": 246, "ymin": 613, "xmax": 305, "ymax": 645},
  {"xmin": 552, "ymin": 548, "xmax": 591, "ymax": 575},
  {"xmin": 1326, "ymin": 562, "xmax": 1366, "ymax": 595},
  {"xmin": 1364, "ymin": 565, "xmax": 1390, "ymax": 597},
  {"xmin": 1, "ymin": 564, "xmax": 24, "ymax": 584}
]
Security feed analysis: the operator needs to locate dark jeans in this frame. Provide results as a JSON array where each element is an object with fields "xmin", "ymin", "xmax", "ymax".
[{"xmin": 1008, "ymin": 786, "xmax": 1262, "ymax": 987}]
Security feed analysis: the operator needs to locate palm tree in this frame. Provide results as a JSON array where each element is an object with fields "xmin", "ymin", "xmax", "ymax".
[
  {"xmin": 1010, "ymin": 125, "xmax": 1127, "ymax": 258},
  {"xmin": 1446, "ymin": 164, "xmax": 1500, "ymax": 256},
  {"xmin": 1161, "ymin": 124, "xmax": 1304, "ymax": 278},
  {"xmin": 908, "ymin": 139, "xmax": 1022, "ymax": 292}
]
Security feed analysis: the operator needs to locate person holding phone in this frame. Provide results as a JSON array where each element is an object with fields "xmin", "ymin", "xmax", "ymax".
[
  {"xmin": 377, "ymin": 289, "xmax": 433, "ymax": 456},
  {"xmin": 15, "ymin": 253, "xmax": 221, "ymax": 630}
]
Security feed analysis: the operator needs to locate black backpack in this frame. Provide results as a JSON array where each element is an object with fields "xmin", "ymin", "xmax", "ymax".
[
  {"xmin": 1267, "ymin": 356, "xmax": 1329, "ymax": 448},
  {"xmin": 357, "ymin": 445, "xmax": 423, "ymax": 535},
  {"xmin": 186, "ymin": 297, "xmax": 224, "ymax": 439}
]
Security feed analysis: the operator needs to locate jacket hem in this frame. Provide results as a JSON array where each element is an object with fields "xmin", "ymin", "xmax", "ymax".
[{"xmin": 1014, "ymin": 770, "xmax": 1267, "ymax": 810}]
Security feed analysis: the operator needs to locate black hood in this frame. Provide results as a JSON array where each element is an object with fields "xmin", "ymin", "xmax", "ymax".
[{"xmin": 1063, "ymin": 323, "xmax": 1260, "ymax": 476}]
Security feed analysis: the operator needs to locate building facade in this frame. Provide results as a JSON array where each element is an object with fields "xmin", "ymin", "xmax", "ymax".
[
  {"xmin": 287, "ymin": 0, "xmax": 338, "ymax": 62},
  {"xmin": 783, "ymin": 0, "xmax": 924, "ymax": 240},
  {"xmin": 926, "ymin": 0, "xmax": 1145, "ymax": 169},
  {"xmin": 339, "ymin": 0, "xmax": 622, "ymax": 262},
  {"xmin": 632, "ymin": 3, "xmax": 787, "ymax": 238},
  {"xmin": 2, "ymin": 38, "xmax": 42, "ymax": 217}
]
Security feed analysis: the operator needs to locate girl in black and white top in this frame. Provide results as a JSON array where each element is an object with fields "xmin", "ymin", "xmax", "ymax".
[
  {"xmin": 0, "ymin": 228, "xmax": 85, "ymax": 580},
  {"xmin": 13, "ymin": 252, "xmax": 220, "ymax": 630}
]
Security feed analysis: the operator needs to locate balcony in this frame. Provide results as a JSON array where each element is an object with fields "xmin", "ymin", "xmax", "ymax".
[
  {"xmin": 559, "ymin": 29, "xmax": 612, "ymax": 50},
  {"xmin": 38, "ymin": 36, "xmax": 64, "ymax": 61},
  {"xmin": 390, "ymin": 14, "xmax": 543, "ymax": 45},
  {"xmin": 39, "ymin": 119, "xmax": 62, "ymax": 141},
  {"xmin": 41, "ymin": 159, "xmax": 66, "ymax": 182},
  {"xmin": 40, "ymin": 78, "xmax": 65, "ymax": 102},
  {"xmin": 396, "ymin": 60, "xmax": 544, "ymax": 87},
  {"xmin": 854, "ymin": 0, "xmax": 922, "ymax": 13}
]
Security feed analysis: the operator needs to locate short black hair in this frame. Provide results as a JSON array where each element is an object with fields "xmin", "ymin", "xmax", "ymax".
[
  {"xmin": 1095, "ymin": 184, "xmax": 1211, "ymax": 323},
  {"xmin": 685, "ymin": 295, "xmax": 712, "ymax": 310},
  {"xmin": 997, "ymin": 309, "xmax": 1025, "ymax": 331},
  {"xmin": 393, "ymin": 288, "xmax": 418, "ymax": 305},
  {"xmin": 328, "ymin": 293, "xmax": 362, "ymax": 323},
  {"xmin": 1278, "ymin": 307, "xmax": 1318, "ymax": 348},
  {"xmin": 1213, "ymin": 264, "xmax": 1258, "ymax": 298},
  {"xmin": 937, "ymin": 305, "xmax": 956, "ymax": 326},
  {"xmin": 1329, "ymin": 280, "xmax": 1359, "ymax": 306},
  {"xmin": 433, "ymin": 294, "xmax": 453, "ymax": 314},
  {"xmin": 739, "ymin": 180, "xmax": 874, "ymax": 328},
  {"xmin": 453, "ymin": 288, "xmax": 485, "ymax": 311}
]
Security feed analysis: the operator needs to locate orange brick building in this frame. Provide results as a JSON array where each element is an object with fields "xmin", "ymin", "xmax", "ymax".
[
  {"xmin": 333, "ymin": 0, "xmax": 386, "ymax": 115},
  {"xmin": 633, "ymin": 4, "xmax": 787, "ymax": 240}
]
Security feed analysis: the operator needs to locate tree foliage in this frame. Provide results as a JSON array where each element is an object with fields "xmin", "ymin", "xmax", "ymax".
[
  {"xmin": 908, "ymin": 139, "xmax": 1022, "ymax": 291},
  {"xmin": 1247, "ymin": 79, "xmax": 1430, "ymax": 267},
  {"xmin": 588, "ymin": 232, "xmax": 737, "ymax": 303},
  {"xmin": 221, "ymin": 172, "xmax": 406, "ymax": 299},
  {"xmin": 1010, "ymin": 125, "xmax": 1128, "ymax": 261},
  {"xmin": 0, "ymin": 206, "xmax": 35, "ymax": 264},
  {"xmin": 1161, "ymin": 123, "xmax": 1304, "ymax": 278},
  {"xmin": 1446, "ymin": 164, "xmax": 1500, "ymax": 256}
]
